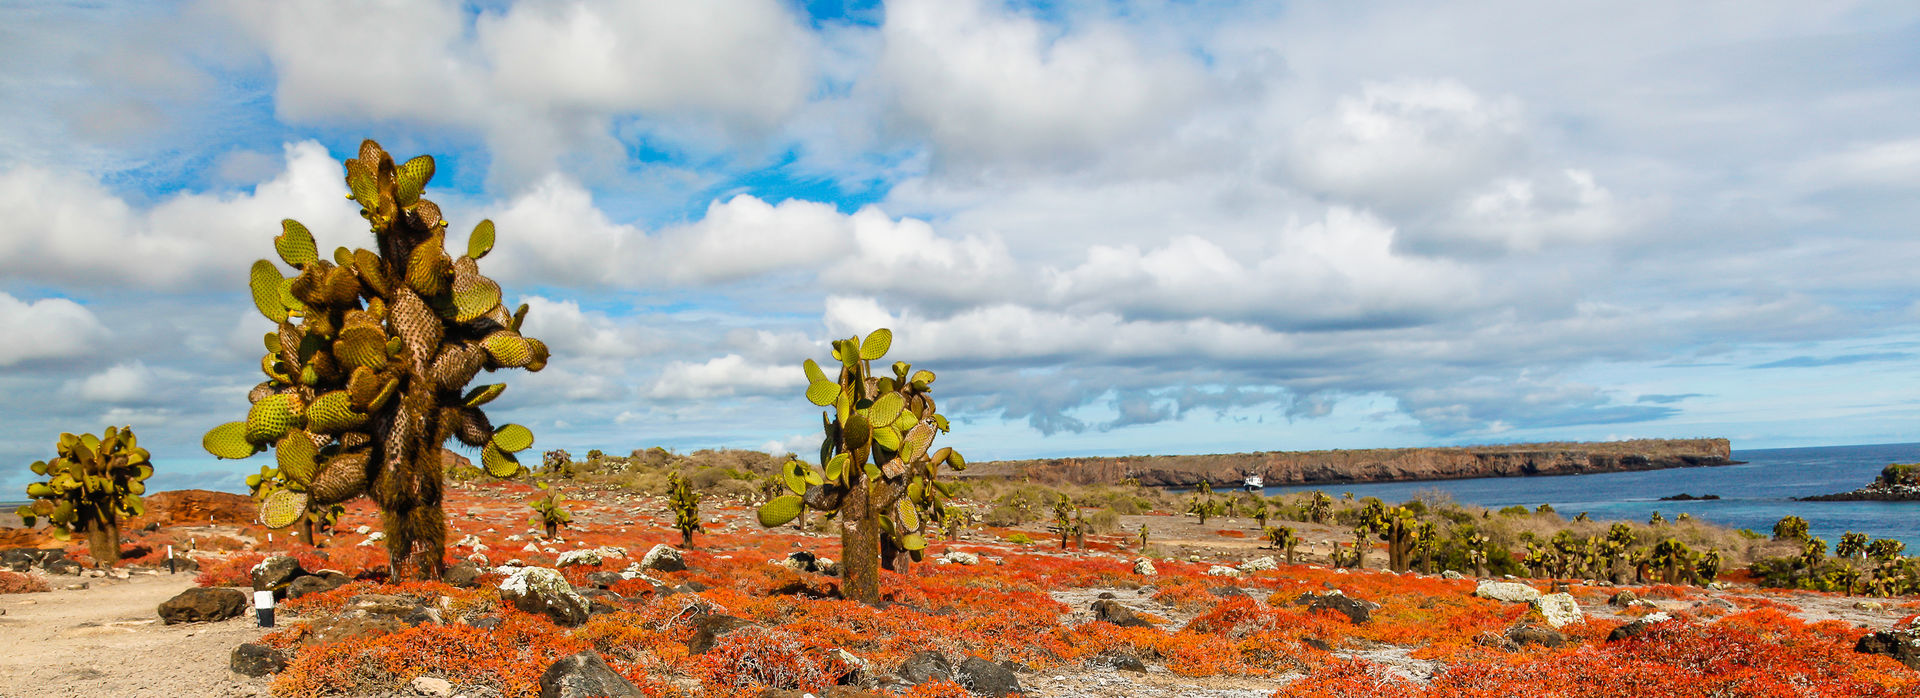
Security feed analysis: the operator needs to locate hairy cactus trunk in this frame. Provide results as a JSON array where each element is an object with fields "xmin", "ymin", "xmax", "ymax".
[
  {"xmin": 296, "ymin": 513, "xmax": 316, "ymax": 547},
  {"xmin": 88, "ymin": 519, "xmax": 120, "ymax": 568},
  {"xmin": 681, "ymin": 528, "xmax": 695, "ymax": 550},
  {"xmin": 546, "ymin": 521, "xmax": 559, "ymax": 539},
  {"xmin": 841, "ymin": 482, "xmax": 881, "ymax": 604}
]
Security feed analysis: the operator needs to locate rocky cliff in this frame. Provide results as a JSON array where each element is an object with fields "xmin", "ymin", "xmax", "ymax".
[{"xmin": 965, "ymin": 438, "xmax": 1736, "ymax": 488}]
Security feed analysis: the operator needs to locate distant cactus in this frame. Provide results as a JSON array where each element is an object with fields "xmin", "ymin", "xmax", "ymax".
[
  {"xmin": 1648, "ymin": 511, "xmax": 1666, "ymax": 526},
  {"xmin": 1697, "ymin": 548, "xmax": 1722, "ymax": 583},
  {"xmin": 1362, "ymin": 504, "xmax": 1419, "ymax": 573},
  {"xmin": 202, "ymin": 140, "xmax": 548, "ymax": 581},
  {"xmin": 668, "ymin": 471, "xmax": 702, "ymax": 548},
  {"xmin": 1138, "ymin": 523, "xmax": 1150, "ymax": 550},
  {"xmin": 1305, "ymin": 491, "xmax": 1333, "ymax": 524},
  {"xmin": 1772, "ymin": 515, "xmax": 1810, "ymax": 542},
  {"xmin": 1837, "ymin": 531, "xmax": 1869, "ymax": 560},
  {"xmin": 529, "ymin": 482, "xmax": 571, "ymax": 538},
  {"xmin": 1867, "ymin": 538, "xmax": 1906, "ymax": 562},
  {"xmin": 754, "ymin": 329, "xmax": 966, "ymax": 604},
  {"xmin": 1648, "ymin": 538, "xmax": 1695, "ymax": 584},
  {"xmin": 1266, "ymin": 526, "xmax": 1298, "ymax": 564},
  {"xmin": 542, "ymin": 449, "xmax": 572, "ymax": 475},
  {"xmin": 1053, "ymin": 494, "xmax": 1076, "ymax": 549},
  {"xmin": 17, "ymin": 427, "xmax": 152, "ymax": 567},
  {"xmin": 1465, "ymin": 534, "xmax": 1490, "ymax": 577}
]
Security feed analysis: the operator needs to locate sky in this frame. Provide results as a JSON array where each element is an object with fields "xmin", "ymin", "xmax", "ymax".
[{"xmin": 3, "ymin": 0, "xmax": 1920, "ymax": 494}]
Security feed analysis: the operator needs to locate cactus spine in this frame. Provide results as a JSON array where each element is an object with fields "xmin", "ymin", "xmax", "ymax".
[
  {"xmin": 202, "ymin": 140, "xmax": 549, "ymax": 581},
  {"xmin": 754, "ymin": 328, "xmax": 966, "ymax": 604},
  {"xmin": 17, "ymin": 427, "xmax": 152, "ymax": 567},
  {"xmin": 668, "ymin": 471, "xmax": 701, "ymax": 548}
]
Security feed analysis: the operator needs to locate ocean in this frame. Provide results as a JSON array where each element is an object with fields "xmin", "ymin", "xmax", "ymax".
[{"xmin": 1264, "ymin": 442, "xmax": 1920, "ymax": 549}]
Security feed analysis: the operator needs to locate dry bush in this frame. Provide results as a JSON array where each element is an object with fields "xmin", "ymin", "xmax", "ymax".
[{"xmin": 0, "ymin": 570, "xmax": 49, "ymax": 594}]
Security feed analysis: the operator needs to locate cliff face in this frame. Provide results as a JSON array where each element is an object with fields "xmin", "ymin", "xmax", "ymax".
[{"xmin": 968, "ymin": 438, "xmax": 1735, "ymax": 487}]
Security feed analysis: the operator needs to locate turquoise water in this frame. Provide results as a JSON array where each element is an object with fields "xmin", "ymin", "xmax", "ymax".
[{"xmin": 1264, "ymin": 442, "xmax": 1920, "ymax": 549}]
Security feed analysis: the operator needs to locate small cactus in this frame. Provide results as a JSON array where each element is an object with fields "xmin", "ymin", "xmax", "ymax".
[
  {"xmin": 1772, "ymin": 515, "xmax": 1810, "ymax": 542},
  {"xmin": 753, "ymin": 328, "xmax": 966, "ymax": 604},
  {"xmin": 529, "ymin": 482, "xmax": 571, "ymax": 538},
  {"xmin": 1265, "ymin": 525, "xmax": 1298, "ymax": 564},
  {"xmin": 202, "ymin": 139, "xmax": 549, "ymax": 581},
  {"xmin": 17, "ymin": 427, "xmax": 152, "ymax": 567},
  {"xmin": 1304, "ymin": 491, "xmax": 1332, "ymax": 524},
  {"xmin": 668, "ymin": 471, "xmax": 701, "ymax": 548}
]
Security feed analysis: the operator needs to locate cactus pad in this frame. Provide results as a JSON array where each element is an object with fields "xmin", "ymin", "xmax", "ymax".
[
  {"xmin": 204, "ymin": 422, "xmax": 260, "ymax": 459},
  {"xmin": 467, "ymin": 219, "xmax": 495, "ymax": 260},
  {"xmin": 492, "ymin": 424, "xmax": 534, "ymax": 452},
  {"xmin": 758, "ymin": 495, "xmax": 804, "ymax": 527},
  {"xmin": 260, "ymin": 489, "xmax": 309, "ymax": 529},
  {"xmin": 250, "ymin": 260, "xmax": 288, "ymax": 322},
  {"xmin": 275, "ymin": 219, "xmax": 318, "ymax": 267},
  {"xmin": 480, "ymin": 443, "xmax": 521, "ymax": 477},
  {"xmin": 245, "ymin": 394, "xmax": 301, "ymax": 444},
  {"xmin": 305, "ymin": 391, "xmax": 367, "ymax": 434}
]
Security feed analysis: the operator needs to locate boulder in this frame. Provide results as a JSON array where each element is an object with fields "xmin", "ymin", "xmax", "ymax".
[
  {"xmin": 1855, "ymin": 626, "xmax": 1920, "ymax": 670},
  {"xmin": 1, "ymin": 548, "xmax": 69, "ymax": 572},
  {"xmin": 955, "ymin": 655, "xmax": 1022, "ymax": 697},
  {"xmin": 1238, "ymin": 556, "xmax": 1277, "ymax": 572},
  {"xmin": 444, "ymin": 560, "xmax": 484, "ymax": 589},
  {"xmin": 229, "ymin": 642, "xmax": 290, "ymax": 677},
  {"xmin": 1106, "ymin": 652, "xmax": 1147, "ymax": 673},
  {"xmin": 1133, "ymin": 558, "xmax": 1157, "ymax": 576},
  {"xmin": 1441, "ymin": 570, "xmax": 1466, "ymax": 580},
  {"xmin": 940, "ymin": 550, "xmax": 980, "ymax": 566},
  {"xmin": 1607, "ymin": 612, "xmax": 1673, "ymax": 642},
  {"xmin": 1474, "ymin": 580, "xmax": 1541, "ymax": 604},
  {"xmin": 1608, "ymin": 590, "xmax": 1639, "ymax": 607},
  {"xmin": 539, "ymin": 651, "xmax": 645, "ymax": 698},
  {"xmin": 410, "ymin": 676, "xmax": 454, "ymax": 696},
  {"xmin": 1532, "ymin": 592, "xmax": 1583, "ymax": 628},
  {"xmin": 284, "ymin": 573, "xmax": 349, "ymax": 600},
  {"xmin": 344, "ymin": 594, "xmax": 440, "ymax": 626},
  {"xmin": 1296, "ymin": 592, "xmax": 1376, "ymax": 624},
  {"xmin": 1091, "ymin": 599, "xmax": 1155, "ymax": 628},
  {"xmin": 158, "ymin": 586, "xmax": 248, "ymax": 624},
  {"xmin": 687, "ymin": 614, "xmax": 757, "ymax": 654},
  {"xmin": 897, "ymin": 650, "xmax": 953, "ymax": 684},
  {"xmin": 250, "ymin": 555, "xmax": 306, "ymax": 594},
  {"xmin": 1506, "ymin": 623, "xmax": 1568, "ymax": 648},
  {"xmin": 640, "ymin": 544, "xmax": 685, "ymax": 573},
  {"xmin": 555, "ymin": 549, "xmax": 603, "ymax": 567},
  {"xmin": 1204, "ymin": 565, "xmax": 1243, "ymax": 577},
  {"xmin": 578, "ymin": 589, "xmax": 623, "ymax": 616},
  {"xmin": 499, "ymin": 567, "xmax": 591, "ymax": 627}
]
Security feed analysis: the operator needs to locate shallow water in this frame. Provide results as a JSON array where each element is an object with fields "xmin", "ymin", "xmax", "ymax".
[{"xmin": 1263, "ymin": 442, "xmax": 1920, "ymax": 548}]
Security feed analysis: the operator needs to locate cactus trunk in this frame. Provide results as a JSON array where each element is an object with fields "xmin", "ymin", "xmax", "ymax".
[
  {"xmin": 681, "ymin": 528, "xmax": 695, "ymax": 549},
  {"xmin": 88, "ymin": 518, "xmax": 120, "ymax": 568},
  {"xmin": 546, "ymin": 521, "xmax": 559, "ymax": 539},
  {"xmin": 296, "ymin": 513, "xmax": 316, "ymax": 547},
  {"xmin": 840, "ymin": 481, "xmax": 881, "ymax": 604}
]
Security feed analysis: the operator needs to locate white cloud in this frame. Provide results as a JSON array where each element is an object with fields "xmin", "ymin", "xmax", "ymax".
[
  {"xmin": 1288, "ymin": 80, "xmax": 1523, "ymax": 210},
  {"xmin": 0, "ymin": 293, "xmax": 109, "ymax": 366},
  {"xmin": 1436, "ymin": 169, "xmax": 1651, "ymax": 252},
  {"xmin": 0, "ymin": 141, "xmax": 367, "ymax": 287},
  {"xmin": 648, "ymin": 354, "xmax": 805, "ymax": 400},
  {"xmin": 872, "ymin": 0, "xmax": 1210, "ymax": 169},
  {"xmin": 68, "ymin": 361, "xmax": 156, "ymax": 403}
]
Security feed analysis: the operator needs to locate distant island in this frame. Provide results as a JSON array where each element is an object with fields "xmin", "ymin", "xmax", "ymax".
[
  {"xmin": 965, "ymin": 438, "xmax": 1737, "ymax": 488},
  {"xmin": 1659, "ymin": 493, "xmax": 1721, "ymax": 501},
  {"xmin": 1800, "ymin": 463, "xmax": 1920, "ymax": 502}
]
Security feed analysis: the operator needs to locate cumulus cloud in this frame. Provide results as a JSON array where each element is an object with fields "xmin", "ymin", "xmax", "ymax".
[
  {"xmin": 648, "ymin": 354, "xmax": 806, "ymax": 400},
  {"xmin": 1288, "ymin": 80, "xmax": 1524, "ymax": 210},
  {"xmin": 68, "ymin": 361, "xmax": 158, "ymax": 403},
  {"xmin": 0, "ymin": 293, "xmax": 109, "ymax": 366}
]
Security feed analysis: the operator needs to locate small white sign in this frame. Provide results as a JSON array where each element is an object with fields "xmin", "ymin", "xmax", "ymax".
[{"xmin": 253, "ymin": 590, "xmax": 274, "ymax": 610}]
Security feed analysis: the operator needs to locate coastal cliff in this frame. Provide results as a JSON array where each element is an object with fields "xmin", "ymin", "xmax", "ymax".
[{"xmin": 965, "ymin": 438, "xmax": 1736, "ymax": 488}]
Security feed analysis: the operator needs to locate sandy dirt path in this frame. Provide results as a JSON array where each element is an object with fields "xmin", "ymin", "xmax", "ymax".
[{"xmin": 0, "ymin": 572, "xmax": 273, "ymax": 698}]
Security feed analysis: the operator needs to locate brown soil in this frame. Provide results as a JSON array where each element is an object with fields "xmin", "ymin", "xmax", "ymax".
[{"xmin": 0, "ymin": 571, "xmax": 273, "ymax": 698}]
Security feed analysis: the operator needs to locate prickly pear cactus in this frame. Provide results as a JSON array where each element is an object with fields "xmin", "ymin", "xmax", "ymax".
[
  {"xmin": 754, "ymin": 328, "xmax": 966, "ymax": 604},
  {"xmin": 203, "ymin": 139, "xmax": 548, "ymax": 580},
  {"xmin": 528, "ymin": 481, "xmax": 571, "ymax": 538},
  {"xmin": 668, "ymin": 471, "xmax": 701, "ymax": 548},
  {"xmin": 17, "ymin": 427, "xmax": 152, "ymax": 567}
]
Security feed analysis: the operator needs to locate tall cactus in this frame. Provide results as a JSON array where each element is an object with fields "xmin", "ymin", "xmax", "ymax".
[
  {"xmin": 17, "ymin": 427, "xmax": 152, "ymax": 567},
  {"xmin": 754, "ymin": 329, "xmax": 966, "ymax": 604},
  {"xmin": 202, "ymin": 140, "xmax": 548, "ymax": 581},
  {"xmin": 529, "ymin": 481, "xmax": 571, "ymax": 538}
]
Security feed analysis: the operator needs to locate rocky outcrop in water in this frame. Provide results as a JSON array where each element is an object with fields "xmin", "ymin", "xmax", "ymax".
[
  {"xmin": 966, "ymin": 439, "xmax": 1736, "ymax": 488},
  {"xmin": 1801, "ymin": 463, "xmax": 1920, "ymax": 501}
]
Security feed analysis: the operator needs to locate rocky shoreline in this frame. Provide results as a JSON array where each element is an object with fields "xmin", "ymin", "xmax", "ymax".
[
  {"xmin": 1799, "ymin": 484, "xmax": 1920, "ymax": 502},
  {"xmin": 966, "ymin": 438, "xmax": 1738, "ymax": 488}
]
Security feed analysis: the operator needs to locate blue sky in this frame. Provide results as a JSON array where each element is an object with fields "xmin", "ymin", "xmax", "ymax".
[{"xmin": 4, "ymin": 0, "xmax": 1920, "ymax": 494}]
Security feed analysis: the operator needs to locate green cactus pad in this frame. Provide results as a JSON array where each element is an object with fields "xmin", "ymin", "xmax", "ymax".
[
  {"xmin": 204, "ymin": 422, "xmax": 260, "ymax": 459},
  {"xmin": 873, "ymin": 425, "xmax": 902, "ymax": 452},
  {"xmin": 406, "ymin": 232, "xmax": 450, "ymax": 297},
  {"xmin": 482, "ymin": 332, "xmax": 534, "ymax": 367},
  {"xmin": 260, "ymin": 488, "xmax": 308, "ymax": 529},
  {"xmin": 896, "ymin": 499, "xmax": 919, "ymax": 531},
  {"xmin": 868, "ymin": 393, "xmax": 905, "ymax": 427},
  {"xmin": 844, "ymin": 413, "xmax": 872, "ymax": 449},
  {"xmin": 463, "ymin": 383, "xmax": 506, "ymax": 407},
  {"xmin": 250, "ymin": 260, "xmax": 288, "ymax": 322},
  {"xmin": 480, "ymin": 443, "xmax": 521, "ymax": 478},
  {"xmin": 468, "ymin": 219, "xmax": 496, "ymax": 260},
  {"xmin": 889, "ymin": 409, "xmax": 918, "ymax": 433},
  {"xmin": 492, "ymin": 424, "xmax": 534, "ymax": 452},
  {"xmin": 803, "ymin": 359, "xmax": 828, "ymax": 384},
  {"xmin": 306, "ymin": 391, "xmax": 367, "ymax": 434},
  {"xmin": 899, "ymin": 533, "xmax": 927, "ymax": 551},
  {"xmin": 860, "ymin": 328, "xmax": 892, "ymax": 361},
  {"xmin": 310, "ymin": 452, "xmax": 369, "ymax": 504},
  {"xmin": 275, "ymin": 219, "xmax": 318, "ymax": 267},
  {"xmin": 451, "ymin": 267, "xmax": 502, "ymax": 323},
  {"xmin": 275, "ymin": 431, "xmax": 319, "ymax": 486},
  {"xmin": 245, "ymin": 394, "xmax": 300, "ymax": 444},
  {"xmin": 805, "ymin": 380, "xmax": 840, "ymax": 406},
  {"xmin": 903, "ymin": 424, "xmax": 935, "ymax": 462},
  {"xmin": 758, "ymin": 495, "xmax": 804, "ymax": 527},
  {"xmin": 395, "ymin": 154, "xmax": 434, "ymax": 207}
]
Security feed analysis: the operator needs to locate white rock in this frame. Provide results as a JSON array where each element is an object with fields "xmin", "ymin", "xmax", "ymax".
[
  {"xmin": 466, "ymin": 553, "xmax": 489, "ymax": 564},
  {"xmin": 1133, "ymin": 558, "xmax": 1157, "ymax": 576},
  {"xmin": 355, "ymin": 525, "xmax": 372, "ymax": 535},
  {"xmin": 456, "ymin": 534, "xmax": 484, "ymax": 548},
  {"xmin": 1204, "ymin": 565, "xmax": 1244, "ymax": 577},
  {"xmin": 1532, "ymin": 592, "xmax": 1583, "ymax": 628},
  {"xmin": 1238, "ymin": 556, "xmax": 1277, "ymax": 572},
  {"xmin": 941, "ymin": 551, "xmax": 980, "ymax": 566},
  {"xmin": 409, "ymin": 676, "xmax": 453, "ymax": 696},
  {"xmin": 1643, "ymin": 612, "xmax": 1672, "ymax": 624},
  {"xmin": 1442, "ymin": 570, "xmax": 1466, "ymax": 580},
  {"xmin": 506, "ymin": 534, "xmax": 524, "ymax": 542},
  {"xmin": 1475, "ymin": 580, "xmax": 1542, "ymax": 604},
  {"xmin": 595, "ymin": 546, "xmax": 628, "ymax": 559},
  {"xmin": 521, "ymin": 543, "xmax": 540, "ymax": 553},
  {"xmin": 555, "ymin": 549, "xmax": 602, "ymax": 567},
  {"xmin": 640, "ymin": 544, "xmax": 686, "ymax": 572}
]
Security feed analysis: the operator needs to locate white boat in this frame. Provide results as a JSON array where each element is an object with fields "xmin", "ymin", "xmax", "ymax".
[{"xmin": 1242, "ymin": 474, "xmax": 1263, "ymax": 491}]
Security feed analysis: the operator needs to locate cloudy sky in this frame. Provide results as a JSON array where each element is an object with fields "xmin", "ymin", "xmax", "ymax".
[{"xmin": 4, "ymin": 0, "xmax": 1920, "ymax": 494}]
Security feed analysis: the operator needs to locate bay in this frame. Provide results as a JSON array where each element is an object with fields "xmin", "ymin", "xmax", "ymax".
[{"xmin": 1264, "ymin": 442, "xmax": 1920, "ymax": 549}]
